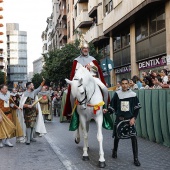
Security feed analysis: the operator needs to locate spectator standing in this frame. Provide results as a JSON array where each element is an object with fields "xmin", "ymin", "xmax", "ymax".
[{"xmin": 129, "ymin": 79, "xmax": 138, "ymax": 90}]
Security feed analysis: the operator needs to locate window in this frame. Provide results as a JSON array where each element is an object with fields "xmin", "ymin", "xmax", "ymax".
[
  {"xmin": 105, "ymin": 0, "xmax": 113, "ymax": 16},
  {"xmin": 136, "ymin": 19, "xmax": 148, "ymax": 41},
  {"xmin": 122, "ymin": 32, "xmax": 130, "ymax": 47},
  {"xmin": 113, "ymin": 29, "xmax": 130, "ymax": 51},
  {"xmin": 149, "ymin": 13, "xmax": 156, "ymax": 34},
  {"xmin": 114, "ymin": 36, "xmax": 121, "ymax": 51},
  {"xmin": 149, "ymin": 7, "xmax": 165, "ymax": 35}
]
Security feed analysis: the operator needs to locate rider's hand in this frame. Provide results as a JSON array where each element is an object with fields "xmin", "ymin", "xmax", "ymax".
[
  {"xmin": 130, "ymin": 117, "xmax": 136, "ymax": 126},
  {"xmin": 103, "ymin": 109, "xmax": 108, "ymax": 114}
]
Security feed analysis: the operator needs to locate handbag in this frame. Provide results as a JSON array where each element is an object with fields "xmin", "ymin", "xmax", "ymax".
[{"xmin": 116, "ymin": 119, "xmax": 137, "ymax": 139}]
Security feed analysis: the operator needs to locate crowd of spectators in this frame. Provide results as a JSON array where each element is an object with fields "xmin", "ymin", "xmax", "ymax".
[{"xmin": 116, "ymin": 69, "xmax": 170, "ymax": 90}]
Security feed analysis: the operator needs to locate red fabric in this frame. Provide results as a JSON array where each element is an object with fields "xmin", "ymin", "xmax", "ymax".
[
  {"xmin": 92, "ymin": 60, "xmax": 106, "ymax": 85},
  {"xmin": 62, "ymin": 59, "xmax": 110, "ymax": 118},
  {"xmin": 62, "ymin": 61, "xmax": 77, "ymax": 118}
]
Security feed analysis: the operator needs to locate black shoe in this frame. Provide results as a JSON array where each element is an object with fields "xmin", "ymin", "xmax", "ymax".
[
  {"xmin": 26, "ymin": 142, "xmax": 30, "ymax": 145},
  {"xmin": 134, "ymin": 159, "xmax": 141, "ymax": 166},
  {"xmin": 112, "ymin": 150, "xmax": 117, "ymax": 158}
]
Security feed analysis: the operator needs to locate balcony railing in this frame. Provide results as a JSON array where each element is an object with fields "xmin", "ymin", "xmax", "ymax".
[
  {"xmin": 0, "ymin": 62, "xmax": 5, "ymax": 67},
  {"xmin": 75, "ymin": 9, "xmax": 92, "ymax": 29},
  {"xmin": 84, "ymin": 24, "xmax": 104, "ymax": 43},
  {"xmin": 88, "ymin": 0, "xmax": 98, "ymax": 17}
]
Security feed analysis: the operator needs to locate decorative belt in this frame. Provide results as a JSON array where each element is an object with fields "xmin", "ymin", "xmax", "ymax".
[
  {"xmin": 4, "ymin": 110, "xmax": 11, "ymax": 115},
  {"xmin": 40, "ymin": 102, "xmax": 48, "ymax": 104}
]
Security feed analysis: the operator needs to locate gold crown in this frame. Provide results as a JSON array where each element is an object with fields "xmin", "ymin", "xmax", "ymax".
[{"xmin": 79, "ymin": 34, "xmax": 89, "ymax": 49}]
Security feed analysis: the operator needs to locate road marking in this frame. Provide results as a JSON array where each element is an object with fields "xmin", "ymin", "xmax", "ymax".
[{"xmin": 45, "ymin": 135, "xmax": 78, "ymax": 170}]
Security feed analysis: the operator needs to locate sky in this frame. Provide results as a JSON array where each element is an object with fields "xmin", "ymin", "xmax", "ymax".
[{"xmin": 4, "ymin": 0, "xmax": 52, "ymax": 72}]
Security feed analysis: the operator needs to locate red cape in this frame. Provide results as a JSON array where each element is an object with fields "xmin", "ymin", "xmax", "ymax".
[{"xmin": 62, "ymin": 60, "xmax": 107, "ymax": 119}]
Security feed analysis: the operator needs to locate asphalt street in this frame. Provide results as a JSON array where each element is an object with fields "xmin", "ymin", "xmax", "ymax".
[{"xmin": 0, "ymin": 117, "xmax": 170, "ymax": 170}]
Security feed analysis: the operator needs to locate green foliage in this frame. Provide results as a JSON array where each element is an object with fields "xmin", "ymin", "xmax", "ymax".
[
  {"xmin": 31, "ymin": 73, "xmax": 43, "ymax": 89},
  {"xmin": 42, "ymin": 39, "xmax": 102, "ymax": 85},
  {"xmin": 0, "ymin": 71, "xmax": 5, "ymax": 85}
]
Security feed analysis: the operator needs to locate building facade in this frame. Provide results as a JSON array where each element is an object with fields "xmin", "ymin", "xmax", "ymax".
[
  {"xmin": 0, "ymin": 0, "xmax": 6, "ymax": 75},
  {"xmin": 6, "ymin": 23, "xmax": 27, "ymax": 88},
  {"xmin": 43, "ymin": 0, "xmax": 170, "ymax": 86},
  {"xmin": 33, "ymin": 56, "xmax": 44, "ymax": 74},
  {"xmin": 102, "ymin": 0, "xmax": 170, "ymax": 84}
]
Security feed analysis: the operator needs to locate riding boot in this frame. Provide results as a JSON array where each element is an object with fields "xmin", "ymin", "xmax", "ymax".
[
  {"xmin": 30, "ymin": 128, "xmax": 36, "ymax": 142},
  {"xmin": 112, "ymin": 137, "xmax": 119, "ymax": 158},
  {"xmin": 26, "ymin": 128, "xmax": 31, "ymax": 145},
  {"xmin": 131, "ymin": 136, "xmax": 141, "ymax": 166}
]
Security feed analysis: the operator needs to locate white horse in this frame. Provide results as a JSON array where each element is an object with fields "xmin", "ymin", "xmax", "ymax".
[{"xmin": 65, "ymin": 65, "xmax": 106, "ymax": 168}]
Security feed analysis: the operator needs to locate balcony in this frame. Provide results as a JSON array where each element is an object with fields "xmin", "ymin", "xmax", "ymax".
[
  {"xmin": 0, "ymin": 53, "xmax": 4, "ymax": 59},
  {"xmin": 74, "ymin": 0, "xmax": 88, "ymax": 6},
  {"xmin": 75, "ymin": 9, "xmax": 92, "ymax": 29},
  {"xmin": 88, "ymin": 0, "xmax": 98, "ymax": 18},
  {"xmin": 84, "ymin": 24, "xmax": 105, "ymax": 43},
  {"xmin": 60, "ymin": 9, "xmax": 66, "ymax": 20},
  {"xmin": 0, "ymin": 62, "xmax": 5, "ymax": 67},
  {"xmin": 59, "ymin": 28, "xmax": 67, "ymax": 40}
]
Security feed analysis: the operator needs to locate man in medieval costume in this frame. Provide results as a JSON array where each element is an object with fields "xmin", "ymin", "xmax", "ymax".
[
  {"xmin": 38, "ymin": 86, "xmax": 51, "ymax": 121},
  {"xmin": 108, "ymin": 78, "xmax": 141, "ymax": 166},
  {"xmin": 0, "ymin": 84, "xmax": 23, "ymax": 148},
  {"xmin": 19, "ymin": 78, "xmax": 47, "ymax": 145},
  {"xmin": 63, "ymin": 35, "xmax": 109, "ymax": 119}
]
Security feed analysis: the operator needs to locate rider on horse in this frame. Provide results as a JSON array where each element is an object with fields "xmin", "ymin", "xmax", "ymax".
[{"xmin": 63, "ymin": 35, "xmax": 108, "ymax": 119}]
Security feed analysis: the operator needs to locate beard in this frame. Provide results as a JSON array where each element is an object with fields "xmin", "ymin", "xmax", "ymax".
[{"xmin": 30, "ymin": 87, "xmax": 34, "ymax": 91}]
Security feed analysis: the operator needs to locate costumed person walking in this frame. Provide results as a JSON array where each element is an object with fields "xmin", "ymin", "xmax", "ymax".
[
  {"xmin": 38, "ymin": 86, "xmax": 51, "ymax": 121},
  {"xmin": 63, "ymin": 34, "xmax": 109, "ymax": 119},
  {"xmin": 0, "ymin": 84, "xmax": 23, "ymax": 147},
  {"xmin": 108, "ymin": 78, "xmax": 141, "ymax": 166},
  {"xmin": 19, "ymin": 78, "xmax": 47, "ymax": 145}
]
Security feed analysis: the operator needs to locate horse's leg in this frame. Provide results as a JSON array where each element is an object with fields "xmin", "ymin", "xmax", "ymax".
[
  {"xmin": 95, "ymin": 112, "xmax": 106, "ymax": 168},
  {"xmin": 86, "ymin": 121, "xmax": 90, "ymax": 150},
  {"xmin": 79, "ymin": 114, "xmax": 89, "ymax": 161},
  {"xmin": 75, "ymin": 123, "xmax": 81, "ymax": 144}
]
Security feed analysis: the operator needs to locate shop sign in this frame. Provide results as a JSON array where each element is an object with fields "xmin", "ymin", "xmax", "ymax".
[
  {"xmin": 115, "ymin": 65, "xmax": 131, "ymax": 74},
  {"xmin": 139, "ymin": 56, "xmax": 167, "ymax": 70}
]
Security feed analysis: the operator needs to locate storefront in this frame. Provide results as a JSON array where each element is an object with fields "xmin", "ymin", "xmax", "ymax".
[
  {"xmin": 115, "ymin": 65, "xmax": 131, "ymax": 82},
  {"xmin": 138, "ymin": 56, "xmax": 167, "ymax": 77}
]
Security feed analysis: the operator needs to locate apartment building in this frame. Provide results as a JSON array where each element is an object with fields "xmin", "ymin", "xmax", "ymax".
[
  {"xmin": 78, "ymin": 0, "xmax": 169, "ymax": 84},
  {"xmin": 33, "ymin": 56, "xmax": 44, "ymax": 74},
  {"xmin": 43, "ymin": 0, "xmax": 170, "ymax": 85},
  {"xmin": 101, "ymin": 0, "xmax": 170, "ymax": 83},
  {"xmin": 51, "ymin": 0, "xmax": 60, "ymax": 49},
  {"xmin": 6, "ymin": 23, "xmax": 27, "ymax": 88},
  {"xmin": 67, "ymin": 0, "xmax": 74, "ymax": 43},
  {"xmin": 0, "ymin": 0, "xmax": 6, "ymax": 74}
]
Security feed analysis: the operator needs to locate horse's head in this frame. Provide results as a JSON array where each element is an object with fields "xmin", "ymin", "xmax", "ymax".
[{"xmin": 65, "ymin": 77, "xmax": 87, "ymax": 110}]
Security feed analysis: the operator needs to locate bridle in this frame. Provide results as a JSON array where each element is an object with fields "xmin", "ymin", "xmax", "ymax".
[{"xmin": 74, "ymin": 78, "xmax": 95, "ymax": 106}]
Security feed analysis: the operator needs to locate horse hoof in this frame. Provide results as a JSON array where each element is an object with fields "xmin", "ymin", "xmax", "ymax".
[
  {"xmin": 98, "ymin": 161, "xmax": 106, "ymax": 168},
  {"xmin": 82, "ymin": 156, "xmax": 89, "ymax": 161},
  {"xmin": 75, "ymin": 138, "xmax": 80, "ymax": 144}
]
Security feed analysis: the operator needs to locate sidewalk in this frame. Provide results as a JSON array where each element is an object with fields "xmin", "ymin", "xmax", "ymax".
[{"xmin": 0, "ymin": 136, "xmax": 66, "ymax": 170}]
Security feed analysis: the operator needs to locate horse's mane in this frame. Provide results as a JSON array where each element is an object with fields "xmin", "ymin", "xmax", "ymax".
[{"xmin": 74, "ymin": 66, "xmax": 94, "ymax": 86}]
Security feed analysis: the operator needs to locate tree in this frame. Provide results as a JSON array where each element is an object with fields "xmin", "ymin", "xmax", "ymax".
[
  {"xmin": 42, "ymin": 39, "xmax": 102, "ymax": 86},
  {"xmin": 0, "ymin": 71, "xmax": 5, "ymax": 85},
  {"xmin": 31, "ymin": 73, "xmax": 43, "ymax": 89}
]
